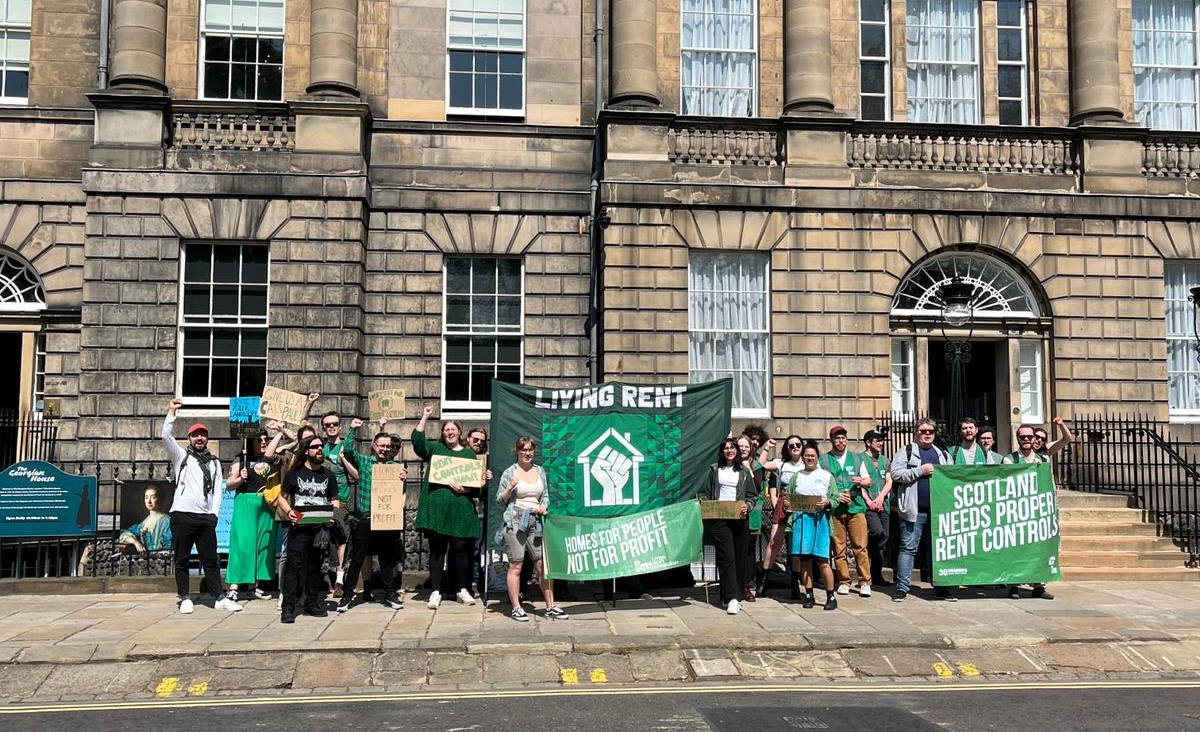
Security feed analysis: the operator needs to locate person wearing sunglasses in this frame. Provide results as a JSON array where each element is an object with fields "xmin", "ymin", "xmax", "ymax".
[
  {"xmin": 756, "ymin": 434, "xmax": 804, "ymax": 599},
  {"xmin": 224, "ymin": 425, "xmax": 286, "ymax": 603},
  {"xmin": 1001, "ymin": 421, "xmax": 1072, "ymax": 600},
  {"xmin": 860, "ymin": 430, "xmax": 893, "ymax": 587},
  {"xmin": 316, "ymin": 411, "xmax": 359, "ymax": 596},
  {"xmin": 889, "ymin": 418, "xmax": 952, "ymax": 602}
]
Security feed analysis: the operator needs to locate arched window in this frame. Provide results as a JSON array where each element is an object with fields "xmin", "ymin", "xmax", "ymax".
[
  {"xmin": 891, "ymin": 250, "xmax": 1039, "ymax": 319},
  {"xmin": 0, "ymin": 252, "xmax": 45, "ymax": 312}
]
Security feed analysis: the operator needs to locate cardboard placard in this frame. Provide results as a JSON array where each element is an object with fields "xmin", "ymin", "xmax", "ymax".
[
  {"xmin": 700, "ymin": 500, "xmax": 745, "ymax": 520},
  {"xmin": 370, "ymin": 463, "xmax": 407, "ymax": 530},
  {"xmin": 788, "ymin": 494, "xmax": 825, "ymax": 513},
  {"xmin": 428, "ymin": 453, "xmax": 485, "ymax": 488},
  {"xmin": 259, "ymin": 386, "xmax": 308, "ymax": 425},
  {"xmin": 368, "ymin": 389, "xmax": 407, "ymax": 421}
]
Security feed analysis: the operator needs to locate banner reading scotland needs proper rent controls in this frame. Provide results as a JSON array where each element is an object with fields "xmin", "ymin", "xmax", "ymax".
[
  {"xmin": 930, "ymin": 462, "xmax": 1061, "ymax": 586},
  {"xmin": 488, "ymin": 379, "xmax": 732, "ymax": 563},
  {"xmin": 543, "ymin": 501, "xmax": 703, "ymax": 580}
]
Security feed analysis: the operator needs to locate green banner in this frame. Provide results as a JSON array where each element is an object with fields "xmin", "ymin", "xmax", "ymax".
[
  {"xmin": 930, "ymin": 462, "xmax": 1061, "ymax": 586},
  {"xmin": 542, "ymin": 501, "xmax": 703, "ymax": 580},
  {"xmin": 488, "ymin": 379, "xmax": 732, "ymax": 549}
]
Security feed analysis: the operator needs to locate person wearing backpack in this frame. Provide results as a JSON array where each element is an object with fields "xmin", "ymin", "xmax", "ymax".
[
  {"xmin": 820, "ymin": 426, "xmax": 873, "ymax": 598},
  {"xmin": 888, "ymin": 418, "xmax": 953, "ymax": 603},
  {"xmin": 949, "ymin": 418, "xmax": 999, "ymax": 465},
  {"xmin": 1001, "ymin": 421, "xmax": 1071, "ymax": 601}
]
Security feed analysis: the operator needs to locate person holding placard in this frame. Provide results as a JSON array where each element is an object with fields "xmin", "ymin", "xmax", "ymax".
[
  {"xmin": 279, "ymin": 435, "xmax": 340, "ymax": 623},
  {"xmin": 698, "ymin": 437, "xmax": 759, "ymax": 616},
  {"xmin": 497, "ymin": 436, "xmax": 568, "ymax": 621},
  {"xmin": 223, "ymin": 425, "xmax": 285, "ymax": 602},
  {"xmin": 337, "ymin": 419, "xmax": 407, "ymax": 613},
  {"xmin": 413, "ymin": 404, "xmax": 482, "ymax": 609},
  {"xmin": 786, "ymin": 441, "xmax": 839, "ymax": 611}
]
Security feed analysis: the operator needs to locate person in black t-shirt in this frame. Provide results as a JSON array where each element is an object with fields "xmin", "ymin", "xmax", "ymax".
[{"xmin": 280, "ymin": 435, "xmax": 340, "ymax": 624}]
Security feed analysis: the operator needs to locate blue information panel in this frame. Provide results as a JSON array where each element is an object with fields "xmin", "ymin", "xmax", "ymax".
[{"xmin": 0, "ymin": 461, "xmax": 97, "ymax": 538}]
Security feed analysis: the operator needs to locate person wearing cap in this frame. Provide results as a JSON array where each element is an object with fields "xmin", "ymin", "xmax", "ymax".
[
  {"xmin": 162, "ymin": 398, "xmax": 241, "ymax": 615},
  {"xmin": 819, "ymin": 425, "xmax": 873, "ymax": 598},
  {"xmin": 861, "ymin": 429, "xmax": 894, "ymax": 587}
]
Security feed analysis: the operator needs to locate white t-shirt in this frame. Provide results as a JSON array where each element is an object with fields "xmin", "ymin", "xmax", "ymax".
[
  {"xmin": 790, "ymin": 468, "xmax": 833, "ymax": 497},
  {"xmin": 778, "ymin": 460, "xmax": 803, "ymax": 495},
  {"xmin": 717, "ymin": 466, "xmax": 740, "ymax": 501}
]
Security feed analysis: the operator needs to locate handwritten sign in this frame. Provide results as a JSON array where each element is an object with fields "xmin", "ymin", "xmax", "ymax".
[
  {"xmin": 368, "ymin": 389, "xmax": 406, "ymax": 421},
  {"xmin": 700, "ymin": 500, "xmax": 745, "ymax": 520},
  {"xmin": 370, "ymin": 463, "xmax": 407, "ymax": 530},
  {"xmin": 428, "ymin": 453, "xmax": 485, "ymax": 488},
  {"xmin": 787, "ymin": 494, "xmax": 825, "ymax": 513},
  {"xmin": 259, "ymin": 386, "xmax": 307, "ymax": 424},
  {"xmin": 229, "ymin": 396, "xmax": 262, "ymax": 438}
]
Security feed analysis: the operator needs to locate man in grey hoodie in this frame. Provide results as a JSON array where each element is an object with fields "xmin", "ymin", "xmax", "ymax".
[{"xmin": 888, "ymin": 418, "xmax": 952, "ymax": 603}]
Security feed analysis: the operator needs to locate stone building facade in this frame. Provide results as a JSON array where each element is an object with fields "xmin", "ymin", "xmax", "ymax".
[{"xmin": 0, "ymin": 0, "xmax": 1198, "ymax": 473}]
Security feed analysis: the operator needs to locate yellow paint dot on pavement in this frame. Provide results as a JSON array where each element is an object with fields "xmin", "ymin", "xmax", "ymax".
[
  {"xmin": 187, "ymin": 677, "xmax": 211, "ymax": 695},
  {"xmin": 932, "ymin": 662, "xmax": 954, "ymax": 678},
  {"xmin": 560, "ymin": 668, "xmax": 579, "ymax": 685},
  {"xmin": 957, "ymin": 663, "xmax": 980, "ymax": 677},
  {"xmin": 155, "ymin": 677, "xmax": 181, "ymax": 697},
  {"xmin": 590, "ymin": 668, "xmax": 607, "ymax": 683}
]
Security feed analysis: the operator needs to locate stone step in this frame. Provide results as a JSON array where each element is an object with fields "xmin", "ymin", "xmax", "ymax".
[
  {"xmin": 1060, "ymin": 535, "xmax": 1175, "ymax": 552},
  {"xmin": 1059, "ymin": 566, "xmax": 1200, "ymax": 581},
  {"xmin": 1059, "ymin": 550, "xmax": 1188, "ymax": 568},
  {"xmin": 1055, "ymin": 491, "xmax": 1132, "ymax": 509},
  {"xmin": 1057, "ymin": 520, "xmax": 1160, "ymax": 537},
  {"xmin": 1059, "ymin": 507, "xmax": 1150, "ymax": 522}
]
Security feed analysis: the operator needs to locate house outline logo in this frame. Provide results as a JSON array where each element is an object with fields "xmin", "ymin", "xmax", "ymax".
[{"xmin": 577, "ymin": 427, "xmax": 644, "ymax": 507}]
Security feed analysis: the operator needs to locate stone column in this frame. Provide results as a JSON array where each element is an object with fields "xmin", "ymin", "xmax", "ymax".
[
  {"xmin": 783, "ymin": 0, "xmax": 834, "ymax": 113},
  {"xmin": 1068, "ymin": 0, "xmax": 1123, "ymax": 125},
  {"xmin": 308, "ymin": 0, "xmax": 360, "ymax": 97},
  {"xmin": 108, "ymin": 0, "xmax": 167, "ymax": 93},
  {"xmin": 610, "ymin": 0, "xmax": 660, "ymax": 106}
]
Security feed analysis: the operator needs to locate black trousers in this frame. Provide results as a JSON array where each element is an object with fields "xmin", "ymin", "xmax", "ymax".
[
  {"xmin": 708, "ymin": 518, "xmax": 749, "ymax": 604},
  {"xmin": 865, "ymin": 510, "xmax": 890, "ymax": 580},
  {"xmin": 428, "ymin": 532, "xmax": 474, "ymax": 595},
  {"xmin": 170, "ymin": 511, "xmax": 223, "ymax": 599},
  {"xmin": 342, "ymin": 518, "xmax": 402, "ymax": 599},
  {"xmin": 283, "ymin": 526, "xmax": 325, "ymax": 611}
]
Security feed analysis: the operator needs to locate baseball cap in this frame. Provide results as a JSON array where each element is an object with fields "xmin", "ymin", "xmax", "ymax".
[
  {"xmin": 187, "ymin": 423, "xmax": 209, "ymax": 436},
  {"xmin": 829, "ymin": 425, "xmax": 848, "ymax": 439},
  {"xmin": 863, "ymin": 429, "xmax": 886, "ymax": 442}
]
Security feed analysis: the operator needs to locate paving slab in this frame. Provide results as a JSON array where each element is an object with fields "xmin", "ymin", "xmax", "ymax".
[
  {"xmin": 482, "ymin": 653, "xmax": 562, "ymax": 685},
  {"xmin": 732, "ymin": 650, "xmax": 856, "ymax": 679},
  {"xmin": 292, "ymin": 651, "xmax": 373, "ymax": 688},
  {"xmin": 555, "ymin": 651, "xmax": 634, "ymax": 683},
  {"xmin": 1037, "ymin": 643, "xmax": 1146, "ymax": 673},
  {"xmin": 32, "ymin": 660, "xmax": 161, "ymax": 698},
  {"xmin": 372, "ymin": 650, "xmax": 428, "ymax": 687},
  {"xmin": 427, "ymin": 652, "xmax": 482, "ymax": 685},
  {"xmin": 628, "ymin": 649, "xmax": 690, "ymax": 681}
]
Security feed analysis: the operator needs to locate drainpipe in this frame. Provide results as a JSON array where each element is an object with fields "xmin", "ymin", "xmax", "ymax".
[
  {"xmin": 98, "ymin": 0, "xmax": 110, "ymax": 89},
  {"xmin": 586, "ymin": 0, "xmax": 607, "ymax": 384}
]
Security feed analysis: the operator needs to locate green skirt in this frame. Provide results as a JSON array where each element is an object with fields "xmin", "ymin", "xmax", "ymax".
[
  {"xmin": 414, "ymin": 483, "xmax": 479, "ymax": 538},
  {"xmin": 225, "ymin": 491, "xmax": 278, "ymax": 585}
]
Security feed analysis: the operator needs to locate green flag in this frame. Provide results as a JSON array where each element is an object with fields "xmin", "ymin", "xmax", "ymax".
[
  {"xmin": 542, "ymin": 501, "xmax": 703, "ymax": 580},
  {"xmin": 488, "ymin": 379, "xmax": 732, "ymax": 549},
  {"xmin": 930, "ymin": 462, "xmax": 1061, "ymax": 586}
]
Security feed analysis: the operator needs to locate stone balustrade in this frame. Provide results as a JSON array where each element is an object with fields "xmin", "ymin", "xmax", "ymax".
[
  {"xmin": 668, "ymin": 123, "xmax": 782, "ymax": 166},
  {"xmin": 170, "ymin": 103, "xmax": 295, "ymax": 153},
  {"xmin": 848, "ymin": 124, "xmax": 1079, "ymax": 176},
  {"xmin": 1143, "ymin": 134, "xmax": 1200, "ymax": 178}
]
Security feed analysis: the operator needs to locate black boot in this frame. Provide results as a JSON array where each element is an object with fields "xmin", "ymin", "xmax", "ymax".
[
  {"xmin": 789, "ymin": 574, "xmax": 802, "ymax": 601},
  {"xmin": 754, "ymin": 566, "xmax": 767, "ymax": 597}
]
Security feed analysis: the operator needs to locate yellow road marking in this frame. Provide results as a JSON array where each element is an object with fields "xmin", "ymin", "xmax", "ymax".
[
  {"xmin": 560, "ymin": 668, "xmax": 579, "ymax": 685},
  {"xmin": 932, "ymin": 662, "xmax": 954, "ymax": 678},
  {"xmin": 590, "ymin": 669, "xmax": 607, "ymax": 683},
  {"xmin": 154, "ymin": 677, "xmax": 181, "ymax": 698},
  {"xmin": 187, "ymin": 677, "xmax": 211, "ymax": 696},
  {"xmin": 957, "ymin": 664, "xmax": 980, "ymax": 677}
]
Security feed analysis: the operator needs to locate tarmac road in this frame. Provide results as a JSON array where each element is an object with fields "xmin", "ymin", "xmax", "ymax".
[{"xmin": 5, "ymin": 680, "xmax": 1200, "ymax": 732}]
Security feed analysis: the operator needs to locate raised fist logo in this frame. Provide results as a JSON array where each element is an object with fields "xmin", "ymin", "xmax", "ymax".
[{"xmin": 591, "ymin": 446, "xmax": 632, "ymax": 505}]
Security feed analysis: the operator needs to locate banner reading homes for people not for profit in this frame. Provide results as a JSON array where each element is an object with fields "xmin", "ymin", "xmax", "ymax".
[
  {"xmin": 488, "ymin": 379, "xmax": 731, "ymax": 575},
  {"xmin": 543, "ymin": 501, "xmax": 703, "ymax": 580},
  {"xmin": 930, "ymin": 462, "xmax": 1061, "ymax": 586}
]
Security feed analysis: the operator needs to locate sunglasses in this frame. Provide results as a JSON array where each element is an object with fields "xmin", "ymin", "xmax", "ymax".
[
  {"xmin": 322, "ymin": 421, "xmax": 340, "ymax": 428},
  {"xmin": 917, "ymin": 429, "xmax": 935, "ymax": 435},
  {"xmin": 786, "ymin": 442, "xmax": 802, "ymax": 449},
  {"xmin": 1017, "ymin": 434, "xmax": 1035, "ymax": 440}
]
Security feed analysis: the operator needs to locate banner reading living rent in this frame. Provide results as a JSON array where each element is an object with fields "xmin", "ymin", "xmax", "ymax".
[
  {"xmin": 542, "ymin": 501, "xmax": 703, "ymax": 580},
  {"xmin": 488, "ymin": 379, "xmax": 732, "ymax": 554},
  {"xmin": 930, "ymin": 462, "xmax": 1061, "ymax": 586}
]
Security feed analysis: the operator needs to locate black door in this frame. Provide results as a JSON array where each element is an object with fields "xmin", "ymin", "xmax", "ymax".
[{"xmin": 928, "ymin": 339, "xmax": 997, "ymax": 427}]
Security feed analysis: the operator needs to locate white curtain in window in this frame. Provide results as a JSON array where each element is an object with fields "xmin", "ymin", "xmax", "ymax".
[
  {"xmin": 906, "ymin": 0, "xmax": 979, "ymax": 123},
  {"xmin": 1165, "ymin": 262, "xmax": 1200, "ymax": 410},
  {"xmin": 1017, "ymin": 340, "xmax": 1044, "ymax": 422},
  {"xmin": 688, "ymin": 253, "xmax": 769, "ymax": 410},
  {"xmin": 1133, "ymin": 0, "xmax": 1199, "ymax": 130},
  {"xmin": 681, "ymin": 0, "xmax": 756, "ymax": 116},
  {"xmin": 891, "ymin": 339, "xmax": 914, "ymax": 414}
]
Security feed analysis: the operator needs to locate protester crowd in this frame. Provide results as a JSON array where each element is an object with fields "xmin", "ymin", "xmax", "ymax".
[{"xmin": 160, "ymin": 394, "xmax": 1072, "ymax": 623}]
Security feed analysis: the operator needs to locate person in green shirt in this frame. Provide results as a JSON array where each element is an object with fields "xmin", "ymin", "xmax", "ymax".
[
  {"xmin": 820, "ymin": 425, "xmax": 873, "ymax": 598},
  {"xmin": 413, "ymin": 404, "xmax": 483, "ymax": 609},
  {"xmin": 861, "ymin": 429, "xmax": 894, "ymax": 587}
]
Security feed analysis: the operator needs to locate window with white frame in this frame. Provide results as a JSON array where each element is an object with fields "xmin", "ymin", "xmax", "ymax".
[
  {"xmin": 688, "ymin": 252, "xmax": 769, "ymax": 413},
  {"xmin": 32, "ymin": 331, "xmax": 44, "ymax": 413},
  {"xmin": 681, "ymin": 0, "xmax": 757, "ymax": 117},
  {"xmin": 200, "ymin": 0, "xmax": 285, "ymax": 101},
  {"xmin": 1166, "ymin": 262, "xmax": 1200, "ymax": 413},
  {"xmin": 891, "ymin": 338, "xmax": 915, "ymax": 415},
  {"xmin": 1133, "ymin": 0, "xmax": 1200, "ymax": 130},
  {"xmin": 860, "ymin": 0, "xmax": 891, "ymax": 120},
  {"xmin": 179, "ymin": 243, "xmax": 268, "ymax": 403},
  {"xmin": 447, "ymin": 0, "xmax": 525, "ymax": 115},
  {"xmin": 996, "ymin": 0, "xmax": 1028, "ymax": 125},
  {"xmin": 906, "ymin": 0, "xmax": 979, "ymax": 123},
  {"xmin": 443, "ymin": 257, "xmax": 523, "ymax": 409},
  {"xmin": 0, "ymin": 0, "xmax": 29, "ymax": 104},
  {"xmin": 1017, "ymin": 340, "xmax": 1044, "ymax": 422}
]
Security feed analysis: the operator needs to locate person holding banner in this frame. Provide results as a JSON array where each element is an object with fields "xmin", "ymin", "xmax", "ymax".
[
  {"xmin": 785, "ymin": 441, "xmax": 839, "ymax": 610},
  {"xmin": 497, "ymin": 436, "xmax": 567, "ymax": 621},
  {"xmin": 1032, "ymin": 417, "xmax": 1074, "ymax": 459},
  {"xmin": 949, "ymin": 418, "xmax": 999, "ymax": 465},
  {"xmin": 1001, "ymin": 421, "xmax": 1070, "ymax": 600},
  {"xmin": 413, "ymin": 405, "xmax": 482, "ymax": 609},
  {"xmin": 223, "ymin": 426, "xmax": 284, "ymax": 602},
  {"xmin": 889, "ymin": 418, "xmax": 953, "ymax": 603},
  {"xmin": 699, "ymin": 438, "xmax": 759, "ymax": 615},
  {"xmin": 978, "ymin": 426, "xmax": 998, "ymax": 454}
]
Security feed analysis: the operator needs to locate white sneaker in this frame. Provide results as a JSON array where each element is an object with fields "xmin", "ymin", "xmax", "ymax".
[
  {"xmin": 179, "ymin": 597, "xmax": 194, "ymax": 615},
  {"xmin": 456, "ymin": 588, "xmax": 476, "ymax": 605},
  {"xmin": 253, "ymin": 587, "xmax": 272, "ymax": 600},
  {"xmin": 427, "ymin": 590, "xmax": 442, "ymax": 609},
  {"xmin": 215, "ymin": 596, "xmax": 244, "ymax": 612},
  {"xmin": 858, "ymin": 585, "xmax": 872, "ymax": 598},
  {"xmin": 836, "ymin": 583, "xmax": 851, "ymax": 595},
  {"xmin": 726, "ymin": 599, "xmax": 741, "ymax": 615}
]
